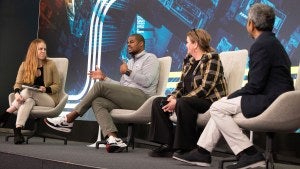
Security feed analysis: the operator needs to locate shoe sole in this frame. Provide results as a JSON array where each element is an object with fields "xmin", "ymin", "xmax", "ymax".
[
  {"xmin": 14, "ymin": 140, "xmax": 25, "ymax": 144},
  {"xmin": 44, "ymin": 119, "xmax": 72, "ymax": 133},
  {"xmin": 239, "ymin": 161, "xmax": 266, "ymax": 169},
  {"xmin": 148, "ymin": 151, "xmax": 173, "ymax": 157},
  {"xmin": 172, "ymin": 156, "xmax": 210, "ymax": 167},
  {"xmin": 14, "ymin": 138, "xmax": 25, "ymax": 144},
  {"xmin": 106, "ymin": 144, "xmax": 127, "ymax": 153}
]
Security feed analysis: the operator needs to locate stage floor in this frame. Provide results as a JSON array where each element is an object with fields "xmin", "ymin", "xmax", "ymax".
[{"xmin": 0, "ymin": 132, "xmax": 298, "ymax": 169}]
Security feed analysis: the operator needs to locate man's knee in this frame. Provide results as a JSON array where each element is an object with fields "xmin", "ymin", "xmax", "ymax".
[
  {"xmin": 93, "ymin": 81, "xmax": 104, "ymax": 88},
  {"xmin": 92, "ymin": 97, "xmax": 107, "ymax": 107},
  {"xmin": 209, "ymin": 99, "xmax": 226, "ymax": 116}
]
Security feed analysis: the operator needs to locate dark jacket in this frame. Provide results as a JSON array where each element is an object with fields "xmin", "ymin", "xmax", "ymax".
[{"xmin": 228, "ymin": 32, "xmax": 294, "ymax": 118}]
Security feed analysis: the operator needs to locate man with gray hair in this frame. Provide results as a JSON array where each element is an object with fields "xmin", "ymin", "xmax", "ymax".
[{"xmin": 173, "ymin": 3, "xmax": 294, "ymax": 169}]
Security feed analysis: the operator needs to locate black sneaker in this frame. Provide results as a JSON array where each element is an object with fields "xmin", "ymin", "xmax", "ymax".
[
  {"xmin": 148, "ymin": 144, "xmax": 173, "ymax": 157},
  {"xmin": 226, "ymin": 152, "xmax": 265, "ymax": 169},
  {"xmin": 173, "ymin": 148, "xmax": 211, "ymax": 167},
  {"xmin": 172, "ymin": 149, "xmax": 190, "ymax": 157}
]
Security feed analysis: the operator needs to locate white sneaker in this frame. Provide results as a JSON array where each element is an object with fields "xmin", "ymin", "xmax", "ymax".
[
  {"xmin": 44, "ymin": 116, "xmax": 73, "ymax": 133},
  {"xmin": 106, "ymin": 136, "xmax": 127, "ymax": 153}
]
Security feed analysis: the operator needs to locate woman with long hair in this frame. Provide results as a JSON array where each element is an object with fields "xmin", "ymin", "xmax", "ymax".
[{"xmin": 0, "ymin": 39, "xmax": 61, "ymax": 144}]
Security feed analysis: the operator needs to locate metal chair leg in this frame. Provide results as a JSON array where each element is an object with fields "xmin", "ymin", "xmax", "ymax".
[
  {"xmin": 265, "ymin": 132, "xmax": 275, "ymax": 169},
  {"xmin": 126, "ymin": 124, "xmax": 135, "ymax": 150}
]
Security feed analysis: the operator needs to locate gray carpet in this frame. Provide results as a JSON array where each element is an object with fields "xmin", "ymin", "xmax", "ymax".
[
  {"xmin": 0, "ymin": 134, "xmax": 299, "ymax": 169},
  {"xmin": 0, "ymin": 134, "xmax": 224, "ymax": 169}
]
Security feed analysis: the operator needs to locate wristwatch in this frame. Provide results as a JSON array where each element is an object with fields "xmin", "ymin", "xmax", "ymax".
[{"xmin": 125, "ymin": 69, "xmax": 132, "ymax": 76}]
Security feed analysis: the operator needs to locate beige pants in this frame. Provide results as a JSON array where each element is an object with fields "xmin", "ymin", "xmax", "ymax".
[
  {"xmin": 12, "ymin": 88, "xmax": 55, "ymax": 127},
  {"xmin": 197, "ymin": 96, "xmax": 252, "ymax": 155}
]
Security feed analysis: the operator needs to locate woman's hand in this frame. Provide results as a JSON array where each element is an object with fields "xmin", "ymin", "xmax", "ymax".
[
  {"xmin": 39, "ymin": 86, "xmax": 46, "ymax": 93},
  {"xmin": 162, "ymin": 96, "xmax": 177, "ymax": 113},
  {"xmin": 14, "ymin": 93, "xmax": 24, "ymax": 102}
]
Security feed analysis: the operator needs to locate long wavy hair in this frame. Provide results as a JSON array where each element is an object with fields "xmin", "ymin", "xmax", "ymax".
[{"xmin": 22, "ymin": 39, "xmax": 48, "ymax": 84}]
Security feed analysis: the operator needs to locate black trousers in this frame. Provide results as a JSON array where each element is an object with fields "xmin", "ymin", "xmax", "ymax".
[{"xmin": 148, "ymin": 96, "xmax": 212, "ymax": 150}]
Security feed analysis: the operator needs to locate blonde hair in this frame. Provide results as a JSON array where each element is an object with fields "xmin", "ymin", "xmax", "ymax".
[
  {"xmin": 187, "ymin": 29, "xmax": 215, "ymax": 53},
  {"xmin": 22, "ymin": 39, "xmax": 48, "ymax": 84}
]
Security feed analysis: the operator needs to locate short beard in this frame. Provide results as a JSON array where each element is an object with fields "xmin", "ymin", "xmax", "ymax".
[{"xmin": 129, "ymin": 51, "xmax": 137, "ymax": 57}]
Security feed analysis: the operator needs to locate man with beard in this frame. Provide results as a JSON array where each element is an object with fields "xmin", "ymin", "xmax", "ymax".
[{"xmin": 45, "ymin": 34, "xmax": 159, "ymax": 153}]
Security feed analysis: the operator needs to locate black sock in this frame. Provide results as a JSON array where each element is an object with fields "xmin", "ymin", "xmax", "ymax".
[
  {"xmin": 197, "ymin": 146, "xmax": 210, "ymax": 155},
  {"xmin": 243, "ymin": 146, "xmax": 258, "ymax": 156}
]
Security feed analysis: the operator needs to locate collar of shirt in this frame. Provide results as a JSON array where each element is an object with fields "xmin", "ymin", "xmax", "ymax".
[{"xmin": 133, "ymin": 50, "xmax": 146, "ymax": 60}]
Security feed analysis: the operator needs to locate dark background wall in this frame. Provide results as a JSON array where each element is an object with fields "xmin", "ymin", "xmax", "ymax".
[
  {"xmin": 0, "ymin": 0, "xmax": 300, "ymax": 164},
  {"xmin": 0, "ymin": 0, "xmax": 39, "ymax": 113}
]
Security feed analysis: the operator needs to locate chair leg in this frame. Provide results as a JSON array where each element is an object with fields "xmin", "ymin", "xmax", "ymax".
[
  {"xmin": 88, "ymin": 125, "xmax": 104, "ymax": 148},
  {"xmin": 124, "ymin": 123, "xmax": 135, "ymax": 150},
  {"xmin": 218, "ymin": 156, "xmax": 237, "ymax": 169},
  {"xmin": 265, "ymin": 132, "xmax": 275, "ymax": 169},
  {"xmin": 96, "ymin": 124, "xmax": 135, "ymax": 151},
  {"xmin": 96, "ymin": 140, "xmax": 107, "ymax": 149},
  {"xmin": 25, "ymin": 119, "xmax": 39, "ymax": 144},
  {"xmin": 5, "ymin": 133, "xmax": 15, "ymax": 142},
  {"xmin": 27, "ymin": 118, "xmax": 68, "ymax": 145},
  {"xmin": 5, "ymin": 126, "xmax": 35, "ymax": 143}
]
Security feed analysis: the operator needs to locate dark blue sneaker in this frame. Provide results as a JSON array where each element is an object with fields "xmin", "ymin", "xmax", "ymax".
[
  {"xmin": 173, "ymin": 148, "xmax": 211, "ymax": 167},
  {"xmin": 148, "ymin": 144, "xmax": 173, "ymax": 157},
  {"xmin": 172, "ymin": 149, "xmax": 191, "ymax": 157},
  {"xmin": 226, "ymin": 151, "xmax": 265, "ymax": 169}
]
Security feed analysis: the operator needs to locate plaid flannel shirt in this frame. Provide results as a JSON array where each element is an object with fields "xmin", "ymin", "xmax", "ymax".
[{"xmin": 171, "ymin": 53, "xmax": 228, "ymax": 102}]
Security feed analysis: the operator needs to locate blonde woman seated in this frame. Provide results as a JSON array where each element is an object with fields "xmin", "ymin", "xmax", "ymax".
[{"xmin": 0, "ymin": 39, "xmax": 61, "ymax": 144}]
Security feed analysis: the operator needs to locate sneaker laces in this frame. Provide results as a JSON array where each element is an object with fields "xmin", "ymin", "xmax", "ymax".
[
  {"xmin": 50, "ymin": 116, "xmax": 66, "ymax": 123},
  {"xmin": 47, "ymin": 116, "xmax": 73, "ymax": 127},
  {"xmin": 106, "ymin": 136, "xmax": 127, "ymax": 147},
  {"xmin": 106, "ymin": 136, "xmax": 117, "ymax": 144},
  {"xmin": 153, "ymin": 144, "xmax": 171, "ymax": 152}
]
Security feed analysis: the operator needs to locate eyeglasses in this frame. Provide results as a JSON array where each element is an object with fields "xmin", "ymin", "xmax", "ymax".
[{"xmin": 192, "ymin": 28, "xmax": 200, "ymax": 40}]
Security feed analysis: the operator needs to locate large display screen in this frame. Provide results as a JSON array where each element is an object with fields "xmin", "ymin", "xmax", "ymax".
[{"xmin": 38, "ymin": 0, "xmax": 300, "ymax": 120}]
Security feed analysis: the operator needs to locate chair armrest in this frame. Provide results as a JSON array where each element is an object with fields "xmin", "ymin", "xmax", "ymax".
[
  {"xmin": 234, "ymin": 90, "xmax": 300, "ymax": 132},
  {"xmin": 31, "ymin": 94, "xmax": 69, "ymax": 118},
  {"xmin": 111, "ymin": 95, "xmax": 161, "ymax": 124}
]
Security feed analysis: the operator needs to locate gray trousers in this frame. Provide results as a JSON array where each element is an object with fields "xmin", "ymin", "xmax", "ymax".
[{"xmin": 74, "ymin": 82, "xmax": 149, "ymax": 137}]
